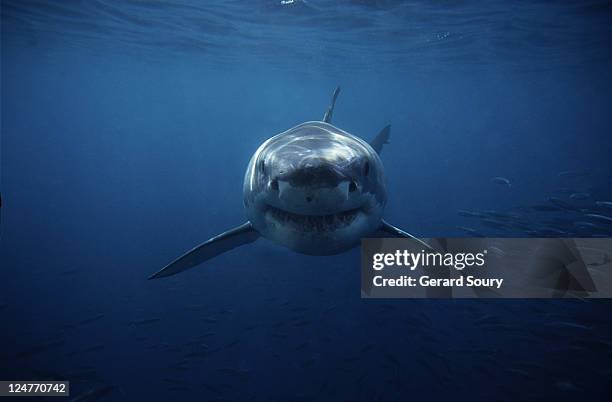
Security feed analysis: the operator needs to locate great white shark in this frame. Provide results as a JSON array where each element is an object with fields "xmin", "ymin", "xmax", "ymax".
[{"xmin": 149, "ymin": 87, "xmax": 430, "ymax": 279}]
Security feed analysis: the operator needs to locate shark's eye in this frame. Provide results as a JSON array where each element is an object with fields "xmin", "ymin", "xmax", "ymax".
[
  {"xmin": 349, "ymin": 181, "xmax": 357, "ymax": 192},
  {"xmin": 363, "ymin": 161, "xmax": 370, "ymax": 176},
  {"xmin": 270, "ymin": 179, "xmax": 279, "ymax": 191}
]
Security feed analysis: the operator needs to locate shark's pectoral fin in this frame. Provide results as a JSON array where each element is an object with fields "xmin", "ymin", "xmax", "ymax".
[
  {"xmin": 149, "ymin": 222, "xmax": 259, "ymax": 279},
  {"xmin": 369, "ymin": 125, "xmax": 391, "ymax": 155},
  {"xmin": 375, "ymin": 220, "xmax": 437, "ymax": 252}
]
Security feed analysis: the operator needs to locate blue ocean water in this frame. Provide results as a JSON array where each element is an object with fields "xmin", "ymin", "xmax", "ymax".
[{"xmin": 1, "ymin": 1, "xmax": 612, "ymax": 401}]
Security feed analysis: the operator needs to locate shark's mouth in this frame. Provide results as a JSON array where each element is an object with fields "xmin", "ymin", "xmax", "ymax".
[{"xmin": 266, "ymin": 206, "xmax": 361, "ymax": 232}]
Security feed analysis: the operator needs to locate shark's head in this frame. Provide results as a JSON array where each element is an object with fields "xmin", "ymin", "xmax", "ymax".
[{"xmin": 244, "ymin": 121, "xmax": 386, "ymax": 254}]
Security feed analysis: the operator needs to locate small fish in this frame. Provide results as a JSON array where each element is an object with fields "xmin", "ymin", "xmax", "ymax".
[
  {"xmin": 67, "ymin": 369, "xmax": 99, "ymax": 380},
  {"xmin": 168, "ymin": 385, "xmax": 190, "ymax": 392},
  {"xmin": 270, "ymin": 332, "xmax": 288, "ymax": 339},
  {"xmin": 81, "ymin": 344, "xmax": 106, "ymax": 353},
  {"xmin": 456, "ymin": 226, "xmax": 478, "ymax": 235},
  {"xmin": 585, "ymin": 213, "xmax": 612, "ymax": 225},
  {"xmin": 76, "ymin": 314, "xmax": 105, "ymax": 326},
  {"xmin": 555, "ymin": 187, "xmax": 578, "ymax": 194},
  {"xmin": 589, "ymin": 254, "xmax": 611, "ymax": 267},
  {"xmin": 163, "ymin": 378, "xmax": 189, "ymax": 385},
  {"xmin": 129, "ymin": 318, "xmax": 161, "ymax": 326},
  {"xmin": 569, "ymin": 192, "xmax": 590, "ymax": 200},
  {"xmin": 546, "ymin": 321, "xmax": 591, "ymax": 330},
  {"xmin": 295, "ymin": 342, "xmax": 310, "ymax": 351},
  {"xmin": 360, "ymin": 343, "xmax": 375, "ymax": 353},
  {"xmin": 201, "ymin": 383, "xmax": 220, "ymax": 394},
  {"xmin": 548, "ymin": 197, "xmax": 583, "ymax": 211},
  {"xmin": 379, "ymin": 304, "xmax": 397, "ymax": 312},
  {"xmin": 491, "ymin": 176, "xmax": 511, "ymax": 187},
  {"xmin": 595, "ymin": 201, "xmax": 612, "ymax": 210},
  {"xmin": 384, "ymin": 353, "xmax": 401, "ymax": 368},
  {"xmin": 342, "ymin": 356, "xmax": 360, "ymax": 364},
  {"xmin": 505, "ymin": 368, "xmax": 530, "ymax": 377},
  {"xmin": 480, "ymin": 219, "xmax": 507, "ymax": 229},
  {"xmin": 457, "ymin": 226, "xmax": 486, "ymax": 237},
  {"xmin": 69, "ymin": 385, "xmax": 114, "ymax": 402},
  {"xmin": 223, "ymin": 339, "xmax": 241, "ymax": 349},
  {"xmin": 184, "ymin": 350, "xmax": 209, "ymax": 360},
  {"xmin": 186, "ymin": 304, "xmax": 205, "ymax": 311},
  {"xmin": 216, "ymin": 367, "xmax": 240, "ymax": 375},
  {"xmin": 457, "ymin": 209, "xmax": 485, "ymax": 218},
  {"xmin": 484, "ymin": 210, "xmax": 520, "ymax": 220},
  {"xmin": 323, "ymin": 304, "xmax": 337, "ymax": 313},
  {"xmin": 171, "ymin": 360, "xmax": 192, "ymax": 371},
  {"xmin": 555, "ymin": 381, "xmax": 578, "ymax": 391},
  {"xmin": 474, "ymin": 314, "xmax": 501, "ymax": 326},
  {"xmin": 487, "ymin": 246, "xmax": 506, "ymax": 257},
  {"xmin": 16, "ymin": 340, "xmax": 64, "ymax": 359},
  {"xmin": 558, "ymin": 170, "xmax": 589, "ymax": 179},
  {"xmin": 574, "ymin": 221, "xmax": 600, "ymax": 229},
  {"xmin": 66, "ymin": 344, "xmax": 105, "ymax": 357},
  {"xmin": 531, "ymin": 204, "xmax": 561, "ymax": 212}
]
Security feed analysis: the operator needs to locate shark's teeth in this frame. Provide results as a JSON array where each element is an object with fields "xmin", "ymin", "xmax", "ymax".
[{"xmin": 267, "ymin": 207, "xmax": 359, "ymax": 232}]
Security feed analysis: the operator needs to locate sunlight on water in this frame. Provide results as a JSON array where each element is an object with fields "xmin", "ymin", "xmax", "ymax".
[{"xmin": 3, "ymin": 1, "xmax": 612, "ymax": 72}]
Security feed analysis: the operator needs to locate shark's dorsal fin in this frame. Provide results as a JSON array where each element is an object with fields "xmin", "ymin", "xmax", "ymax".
[
  {"xmin": 323, "ymin": 86, "xmax": 341, "ymax": 123},
  {"xmin": 369, "ymin": 125, "xmax": 391, "ymax": 155}
]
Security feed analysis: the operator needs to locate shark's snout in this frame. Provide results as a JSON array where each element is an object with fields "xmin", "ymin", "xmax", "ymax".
[
  {"xmin": 272, "ymin": 177, "xmax": 353, "ymax": 215},
  {"xmin": 262, "ymin": 160, "xmax": 358, "ymax": 214},
  {"xmin": 283, "ymin": 163, "xmax": 345, "ymax": 188}
]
